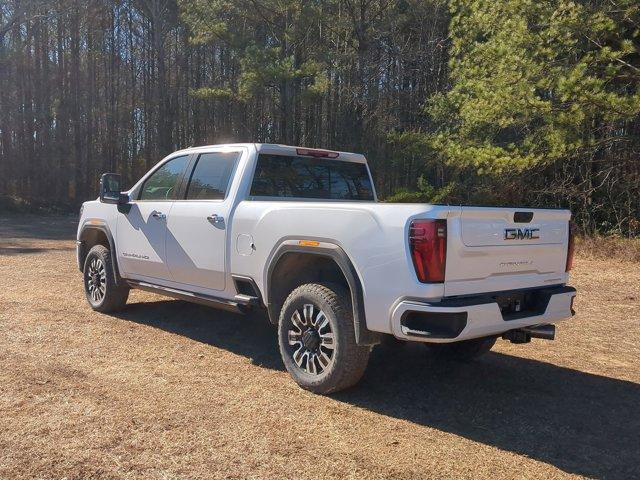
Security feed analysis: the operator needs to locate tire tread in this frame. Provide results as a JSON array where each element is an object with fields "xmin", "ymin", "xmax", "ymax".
[
  {"xmin": 279, "ymin": 282, "xmax": 370, "ymax": 394},
  {"xmin": 84, "ymin": 244, "xmax": 129, "ymax": 313}
]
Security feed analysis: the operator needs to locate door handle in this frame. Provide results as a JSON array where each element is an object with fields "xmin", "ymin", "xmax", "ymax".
[
  {"xmin": 207, "ymin": 214, "xmax": 224, "ymax": 223},
  {"xmin": 151, "ymin": 211, "xmax": 166, "ymax": 220}
]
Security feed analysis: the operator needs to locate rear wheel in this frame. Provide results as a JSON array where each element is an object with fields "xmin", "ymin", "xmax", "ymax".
[
  {"xmin": 428, "ymin": 336, "xmax": 497, "ymax": 362},
  {"xmin": 277, "ymin": 283, "xmax": 371, "ymax": 394},
  {"xmin": 83, "ymin": 245, "xmax": 129, "ymax": 312}
]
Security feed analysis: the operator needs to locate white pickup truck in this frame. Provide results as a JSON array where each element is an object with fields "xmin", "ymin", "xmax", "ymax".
[{"xmin": 77, "ymin": 143, "xmax": 576, "ymax": 393}]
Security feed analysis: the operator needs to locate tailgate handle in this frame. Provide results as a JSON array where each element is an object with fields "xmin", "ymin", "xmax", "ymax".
[{"xmin": 514, "ymin": 211, "xmax": 534, "ymax": 223}]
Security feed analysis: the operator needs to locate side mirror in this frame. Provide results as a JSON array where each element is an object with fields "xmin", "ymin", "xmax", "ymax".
[{"xmin": 99, "ymin": 173, "xmax": 128, "ymax": 205}]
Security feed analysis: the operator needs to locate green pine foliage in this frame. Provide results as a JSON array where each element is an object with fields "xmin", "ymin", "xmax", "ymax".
[
  {"xmin": 178, "ymin": 0, "xmax": 330, "ymax": 103},
  {"xmin": 409, "ymin": 0, "xmax": 639, "ymax": 235},
  {"xmin": 385, "ymin": 177, "xmax": 457, "ymax": 204},
  {"xmin": 431, "ymin": 0, "xmax": 640, "ymax": 174},
  {"xmin": 1, "ymin": 0, "xmax": 637, "ymax": 235}
]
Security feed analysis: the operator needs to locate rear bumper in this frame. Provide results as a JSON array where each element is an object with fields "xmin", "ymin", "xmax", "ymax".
[{"xmin": 390, "ymin": 286, "xmax": 576, "ymax": 343}]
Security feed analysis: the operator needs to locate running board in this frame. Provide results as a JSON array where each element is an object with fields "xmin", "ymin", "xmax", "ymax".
[{"xmin": 126, "ymin": 280, "xmax": 246, "ymax": 313}]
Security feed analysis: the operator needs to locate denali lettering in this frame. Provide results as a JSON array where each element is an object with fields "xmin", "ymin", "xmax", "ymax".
[
  {"xmin": 504, "ymin": 228, "xmax": 540, "ymax": 240},
  {"xmin": 499, "ymin": 260, "xmax": 533, "ymax": 267},
  {"xmin": 122, "ymin": 252, "xmax": 149, "ymax": 260}
]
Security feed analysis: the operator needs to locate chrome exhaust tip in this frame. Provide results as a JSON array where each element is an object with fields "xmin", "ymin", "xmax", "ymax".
[
  {"xmin": 522, "ymin": 324, "xmax": 555, "ymax": 340},
  {"xmin": 502, "ymin": 324, "xmax": 555, "ymax": 343}
]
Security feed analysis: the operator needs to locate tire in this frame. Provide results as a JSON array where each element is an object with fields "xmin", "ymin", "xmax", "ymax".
[
  {"xmin": 83, "ymin": 244, "xmax": 129, "ymax": 313},
  {"xmin": 277, "ymin": 282, "xmax": 371, "ymax": 394},
  {"xmin": 428, "ymin": 336, "xmax": 497, "ymax": 362}
]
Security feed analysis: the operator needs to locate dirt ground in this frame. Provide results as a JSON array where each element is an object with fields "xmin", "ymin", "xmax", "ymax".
[{"xmin": 1, "ymin": 214, "xmax": 638, "ymax": 480}]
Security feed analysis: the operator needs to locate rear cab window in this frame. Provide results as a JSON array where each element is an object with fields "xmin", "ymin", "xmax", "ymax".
[{"xmin": 250, "ymin": 154, "xmax": 374, "ymax": 201}]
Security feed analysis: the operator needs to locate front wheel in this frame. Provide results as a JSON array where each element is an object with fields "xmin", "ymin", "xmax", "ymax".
[
  {"xmin": 83, "ymin": 244, "xmax": 129, "ymax": 312},
  {"xmin": 277, "ymin": 283, "xmax": 371, "ymax": 394}
]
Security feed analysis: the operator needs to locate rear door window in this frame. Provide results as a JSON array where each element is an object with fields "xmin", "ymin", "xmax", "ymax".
[
  {"xmin": 250, "ymin": 154, "xmax": 374, "ymax": 201},
  {"xmin": 185, "ymin": 152, "xmax": 240, "ymax": 200}
]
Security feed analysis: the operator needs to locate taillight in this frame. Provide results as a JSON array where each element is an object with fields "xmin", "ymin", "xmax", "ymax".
[
  {"xmin": 409, "ymin": 219, "xmax": 447, "ymax": 283},
  {"xmin": 566, "ymin": 221, "xmax": 575, "ymax": 272}
]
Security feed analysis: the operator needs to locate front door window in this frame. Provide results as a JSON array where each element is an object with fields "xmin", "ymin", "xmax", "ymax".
[{"xmin": 139, "ymin": 155, "xmax": 190, "ymax": 200}]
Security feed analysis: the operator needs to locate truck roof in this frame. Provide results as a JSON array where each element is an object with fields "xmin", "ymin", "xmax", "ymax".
[{"xmin": 171, "ymin": 143, "xmax": 367, "ymax": 164}]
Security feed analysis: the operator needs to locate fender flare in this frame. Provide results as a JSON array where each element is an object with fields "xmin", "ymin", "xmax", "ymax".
[
  {"xmin": 265, "ymin": 242, "xmax": 381, "ymax": 346},
  {"xmin": 78, "ymin": 222, "xmax": 123, "ymax": 286}
]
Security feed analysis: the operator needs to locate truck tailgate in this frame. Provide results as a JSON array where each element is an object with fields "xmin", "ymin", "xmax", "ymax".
[{"xmin": 445, "ymin": 206, "xmax": 571, "ymax": 297}]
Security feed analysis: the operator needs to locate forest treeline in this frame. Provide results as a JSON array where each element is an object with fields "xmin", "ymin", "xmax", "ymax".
[{"xmin": 0, "ymin": 0, "xmax": 638, "ymax": 236}]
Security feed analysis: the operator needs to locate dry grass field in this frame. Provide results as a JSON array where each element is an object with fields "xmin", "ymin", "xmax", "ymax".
[{"xmin": 1, "ymin": 214, "xmax": 639, "ymax": 480}]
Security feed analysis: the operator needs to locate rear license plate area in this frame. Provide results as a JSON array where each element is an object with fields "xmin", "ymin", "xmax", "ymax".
[{"xmin": 493, "ymin": 291, "xmax": 546, "ymax": 320}]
